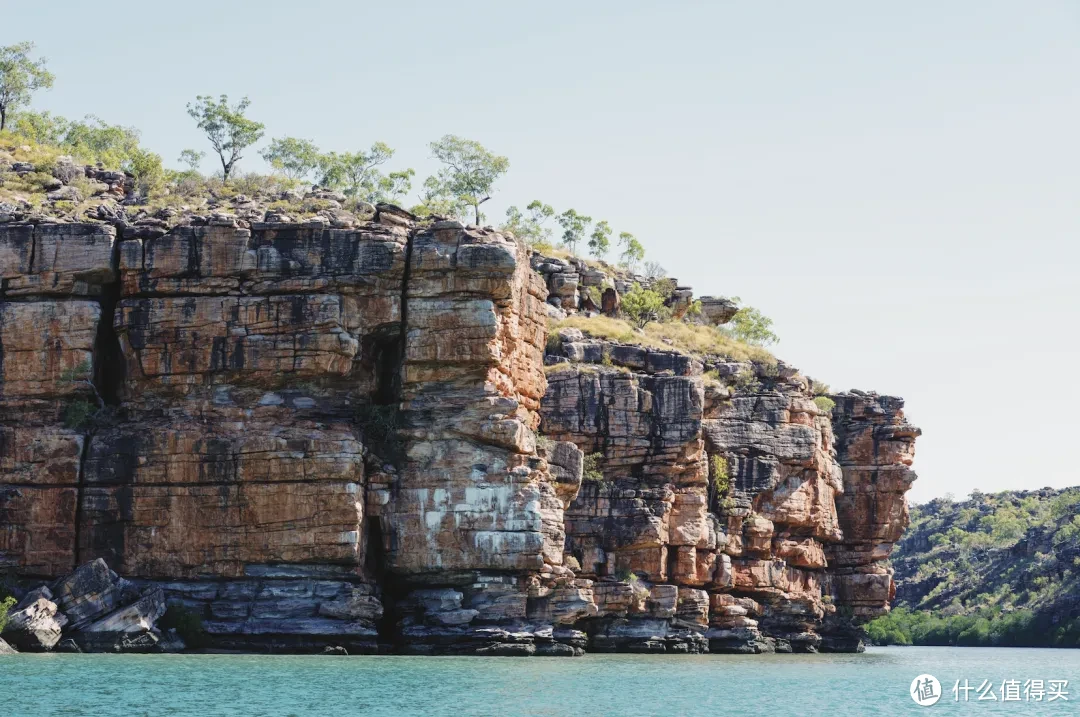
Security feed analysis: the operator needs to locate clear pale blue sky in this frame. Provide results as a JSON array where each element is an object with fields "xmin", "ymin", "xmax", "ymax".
[{"xmin": 11, "ymin": 1, "xmax": 1079, "ymax": 502}]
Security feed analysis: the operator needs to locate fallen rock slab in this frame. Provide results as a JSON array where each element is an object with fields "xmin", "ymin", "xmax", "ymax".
[
  {"xmin": 75, "ymin": 588, "xmax": 166, "ymax": 652},
  {"xmin": 53, "ymin": 559, "xmax": 133, "ymax": 628},
  {"xmin": 2, "ymin": 597, "xmax": 68, "ymax": 651}
]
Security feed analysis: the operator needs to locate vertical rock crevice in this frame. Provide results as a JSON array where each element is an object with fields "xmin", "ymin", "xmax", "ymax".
[{"xmin": 72, "ymin": 228, "xmax": 127, "ymax": 567}]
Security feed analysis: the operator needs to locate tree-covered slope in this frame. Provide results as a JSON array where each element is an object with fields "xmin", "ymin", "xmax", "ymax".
[{"xmin": 866, "ymin": 488, "xmax": 1080, "ymax": 646}]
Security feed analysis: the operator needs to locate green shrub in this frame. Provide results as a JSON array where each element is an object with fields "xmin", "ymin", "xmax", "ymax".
[
  {"xmin": 621, "ymin": 284, "xmax": 670, "ymax": 328},
  {"xmin": 582, "ymin": 452, "xmax": 604, "ymax": 482},
  {"xmin": 63, "ymin": 398, "xmax": 97, "ymax": 430},
  {"xmin": 229, "ymin": 171, "xmax": 298, "ymax": 197},
  {"xmin": 724, "ymin": 305, "xmax": 778, "ymax": 346},
  {"xmin": 651, "ymin": 277, "xmax": 677, "ymax": 301},
  {"xmin": 626, "ymin": 573, "xmax": 650, "ymax": 600},
  {"xmin": 733, "ymin": 368, "xmax": 760, "ymax": 392},
  {"xmin": 711, "ymin": 455, "xmax": 730, "ymax": 495},
  {"xmin": 0, "ymin": 595, "xmax": 16, "ymax": 634},
  {"xmin": 864, "ymin": 606, "xmax": 1078, "ymax": 648},
  {"xmin": 356, "ymin": 403, "xmax": 400, "ymax": 445},
  {"xmin": 813, "ymin": 396, "xmax": 836, "ymax": 413}
]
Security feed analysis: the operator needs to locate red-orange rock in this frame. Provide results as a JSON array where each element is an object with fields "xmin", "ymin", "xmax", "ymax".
[
  {"xmin": 825, "ymin": 392, "xmax": 920, "ymax": 627},
  {"xmin": 0, "ymin": 219, "xmax": 919, "ymax": 655}
]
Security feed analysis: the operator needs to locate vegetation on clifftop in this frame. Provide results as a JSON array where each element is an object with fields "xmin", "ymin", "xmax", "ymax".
[
  {"xmin": 2, "ymin": 39, "xmax": 780, "ymax": 355},
  {"xmin": 866, "ymin": 488, "xmax": 1080, "ymax": 647},
  {"xmin": 551, "ymin": 314, "xmax": 775, "ymax": 364}
]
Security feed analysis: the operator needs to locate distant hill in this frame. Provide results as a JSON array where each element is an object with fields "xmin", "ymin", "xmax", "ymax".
[{"xmin": 866, "ymin": 487, "xmax": 1080, "ymax": 647}]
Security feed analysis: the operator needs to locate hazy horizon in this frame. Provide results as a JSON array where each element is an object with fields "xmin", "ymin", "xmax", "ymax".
[{"xmin": 10, "ymin": 0, "xmax": 1079, "ymax": 502}]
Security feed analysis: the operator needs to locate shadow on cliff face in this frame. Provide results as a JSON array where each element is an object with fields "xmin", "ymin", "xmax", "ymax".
[
  {"xmin": 92, "ymin": 238, "xmax": 126, "ymax": 407},
  {"xmin": 355, "ymin": 324, "xmax": 405, "ymax": 462},
  {"xmin": 357, "ymin": 321, "xmax": 408, "ymax": 649},
  {"xmin": 364, "ymin": 516, "xmax": 409, "ymax": 650}
]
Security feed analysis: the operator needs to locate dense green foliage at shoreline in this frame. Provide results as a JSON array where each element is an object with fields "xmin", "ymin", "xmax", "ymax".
[
  {"xmin": 866, "ymin": 606, "xmax": 1080, "ymax": 647},
  {"xmin": 866, "ymin": 487, "xmax": 1080, "ymax": 647}
]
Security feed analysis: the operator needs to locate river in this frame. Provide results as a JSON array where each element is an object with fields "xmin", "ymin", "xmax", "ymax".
[{"xmin": 2, "ymin": 646, "xmax": 1077, "ymax": 715}]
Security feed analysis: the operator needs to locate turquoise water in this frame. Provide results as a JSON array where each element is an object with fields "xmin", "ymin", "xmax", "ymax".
[{"xmin": 2, "ymin": 647, "xmax": 1078, "ymax": 716}]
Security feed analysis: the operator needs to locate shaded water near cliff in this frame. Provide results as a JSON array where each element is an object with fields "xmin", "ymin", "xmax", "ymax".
[{"xmin": 2, "ymin": 647, "xmax": 1078, "ymax": 716}]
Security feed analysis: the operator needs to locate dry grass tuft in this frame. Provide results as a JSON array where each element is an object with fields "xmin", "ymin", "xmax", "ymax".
[{"xmin": 551, "ymin": 315, "xmax": 774, "ymax": 364}]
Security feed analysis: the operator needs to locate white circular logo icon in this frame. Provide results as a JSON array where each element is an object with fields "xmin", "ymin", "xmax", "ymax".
[{"xmin": 910, "ymin": 674, "xmax": 942, "ymax": 706}]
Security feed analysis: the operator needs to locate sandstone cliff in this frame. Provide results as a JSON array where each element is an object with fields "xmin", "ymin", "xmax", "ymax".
[{"xmin": 0, "ymin": 210, "xmax": 918, "ymax": 654}]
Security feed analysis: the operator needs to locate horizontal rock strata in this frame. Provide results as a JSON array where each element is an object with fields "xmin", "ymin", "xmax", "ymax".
[{"xmin": 0, "ymin": 214, "xmax": 918, "ymax": 654}]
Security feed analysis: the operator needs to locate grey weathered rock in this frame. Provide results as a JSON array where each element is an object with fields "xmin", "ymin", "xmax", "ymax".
[
  {"xmin": 698, "ymin": 296, "xmax": 739, "ymax": 325},
  {"xmin": 316, "ymin": 590, "xmax": 384, "ymax": 622},
  {"xmin": 74, "ymin": 588, "xmax": 167, "ymax": 653},
  {"xmin": 557, "ymin": 327, "xmax": 584, "ymax": 343},
  {"xmin": 81, "ymin": 588, "xmax": 166, "ymax": 634},
  {"xmin": 580, "ymin": 269, "xmax": 607, "ymax": 287},
  {"xmin": 53, "ymin": 559, "xmax": 127, "ymax": 628},
  {"xmin": 14, "ymin": 586, "xmax": 54, "ymax": 610},
  {"xmin": 51, "ymin": 157, "xmax": 84, "ymax": 185},
  {"xmin": 548, "ymin": 585, "xmax": 597, "ymax": 624},
  {"xmin": 46, "ymin": 186, "xmax": 82, "ymax": 202},
  {"xmin": 430, "ymin": 608, "xmax": 480, "ymax": 626},
  {"xmin": 0, "ymin": 637, "xmax": 17, "ymax": 654},
  {"xmin": 2, "ymin": 597, "xmax": 68, "ymax": 650},
  {"xmin": 545, "ymin": 440, "xmax": 584, "ymax": 506}
]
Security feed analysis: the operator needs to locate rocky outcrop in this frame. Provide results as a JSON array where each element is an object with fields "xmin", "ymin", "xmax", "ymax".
[
  {"xmin": 539, "ymin": 332, "xmax": 916, "ymax": 653},
  {"xmin": 529, "ymin": 253, "xmax": 719, "ymax": 324},
  {"xmin": 0, "ymin": 214, "xmax": 918, "ymax": 654},
  {"xmin": 698, "ymin": 296, "xmax": 739, "ymax": 326},
  {"xmin": 2, "ymin": 589, "xmax": 68, "ymax": 650},
  {"xmin": 0, "ymin": 558, "xmax": 180, "ymax": 653},
  {"xmin": 819, "ymin": 392, "xmax": 920, "ymax": 650}
]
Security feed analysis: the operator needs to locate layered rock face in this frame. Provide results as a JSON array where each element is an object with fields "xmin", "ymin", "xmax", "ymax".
[
  {"xmin": 1, "ymin": 215, "xmax": 918, "ymax": 654},
  {"xmin": 820, "ymin": 391, "xmax": 921, "ymax": 650},
  {"xmin": 540, "ymin": 335, "xmax": 917, "ymax": 653},
  {"xmin": 2, "ymin": 216, "xmax": 414, "ymax": 651},
  {"xmin": 1, "ymin": 223, "xmax": 113, "ymax": 578}
]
